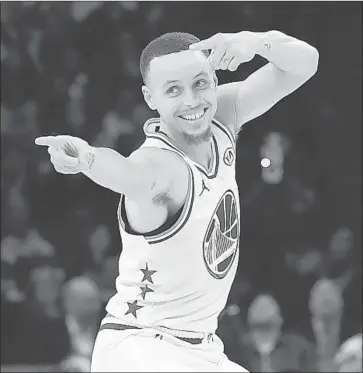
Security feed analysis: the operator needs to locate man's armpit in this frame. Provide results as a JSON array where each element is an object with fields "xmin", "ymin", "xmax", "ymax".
[
  {"xmin": 150, "ymin": 173, "xmax": 172, "ymax": 205},
  {"xmin": 152, "ymin": 189, "xmax": 173, "ymax": 205}
]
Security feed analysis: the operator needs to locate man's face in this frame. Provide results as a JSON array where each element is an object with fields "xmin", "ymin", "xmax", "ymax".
[
  {"xmin": 249, "ymin": 321, "xmax": 282, "ymax": 354},
  {"xmin": 143, "ymin": 50, "xmax": 218, "ymax": 145},
  {"xmin": 247, "ymin": 295, "xmax": 283, "ymax": 354},
  {"xmin": 329, "ymin": 227, "xmax": 353, "ymax": 260},
  {"xmin": 63, "ymin": 281, "xmax": 101, "ymax": 320},
  {"xmin": 66, "ymin": 291, "xmax": 101, "ymax": 319},
  {"xmin": 31, "ymin": 265, "xmax": 65, "ymax": 305}
]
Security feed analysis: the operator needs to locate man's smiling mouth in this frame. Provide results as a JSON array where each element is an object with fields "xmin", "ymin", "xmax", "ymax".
[{"xmin": 178, "ymin": 108, "xmax": 208, "ymax": 122}]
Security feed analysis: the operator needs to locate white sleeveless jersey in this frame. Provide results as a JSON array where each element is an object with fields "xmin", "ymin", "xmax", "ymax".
[{"xmin": 106, "ymin": 117, "xmax": 240, "ymax": 333}]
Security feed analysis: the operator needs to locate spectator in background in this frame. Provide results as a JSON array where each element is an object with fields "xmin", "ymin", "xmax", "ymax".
[
  {"xmin": 334, "ymin": 333, "xmax": 362, "ymax": 372},
  {"xmin": 1, "ymin": 261, "xmax": 26, "ymax": 365},
  {"xmin": 1, "ymin": 219, "xmax": 55, "ymax": 262},
  {"xmin": 1, "ymin": 194, "xmax": 59, "ymax": 365},
  {"xmin": 283, "ymin": 242, "xmax": 324, "ymax": 330},
  {"xmin": 240, "ymin": 129, "xmax": 323, "ymax": 319},
  {"xmin": 324, "ymin": 226, "xmax": 356, "ymax": 290},
  {"xmin": 259, "ymin": 131, "xmax": 290, "ymax": 185},
  {"xmin": 284, "ymin": 229, "xmax": 361, "ymax": 351},
  {"xmin": 59, "ymin": 355, "xmax": 92, "ymax": 372},
  {"xmin": 82, "ymin": 224, "xmax": 118, "ymax": 304},
  {"xmin": 61, "ymin": 276, "xmax": 102, "ymax": 371},
  {"xmin": 15, "ymin": 255, "xmax": 69, "ymax": 365},
  {"xmin": 243, "ymin": 294, "xmax": 314, "ymax": 372},
  {"xmin": 1, "ymin": 191, "xmax": 55, "ymax": 263},
  {"xmin": 217, "ymin": 276, "xmax": 251, "ymax": 367},
  {"xmin": 65, "ymin": 73, "xmax": 88, "ymax": 138},
  {"xmin": 309, "ymin": 278, "xmax": 344, "ymax": 372},
  {"xmin": 323, "ymin": 226, "xmax": 362, "ymax": 340}
]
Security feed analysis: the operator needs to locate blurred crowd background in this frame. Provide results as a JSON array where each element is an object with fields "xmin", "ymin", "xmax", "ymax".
[{"xmin": 1, "ymin": 2, "xmax": 362, "ymax": 372}]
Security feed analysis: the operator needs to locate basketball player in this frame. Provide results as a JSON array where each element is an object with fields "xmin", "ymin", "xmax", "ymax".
[{"xmin": 35, "ymin": 30, "xmax": 319, "ymax": 372}]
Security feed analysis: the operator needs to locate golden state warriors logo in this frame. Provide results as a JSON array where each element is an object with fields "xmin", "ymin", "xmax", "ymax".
[
  {"xmin": 223, "ymin": 147, "xmax": 234, "ymax": 166},
  {"xmin": 203, "ymin": 190, "xmax": 239, "ymax": 279}
]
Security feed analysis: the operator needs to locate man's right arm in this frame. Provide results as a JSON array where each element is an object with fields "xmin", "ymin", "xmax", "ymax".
[
  {"xmin": 35, "ymin": 135, "xmax": 172, "ymax": 202},
  {"xmin": 82, "ymin": 146, "xmax": 169, "ymax": 200}
]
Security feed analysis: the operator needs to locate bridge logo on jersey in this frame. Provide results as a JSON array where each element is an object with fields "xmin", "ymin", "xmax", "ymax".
[
  {"xmin": 203, "ymin": 190, "xmax": 239, "ymax": 279},
  {"xmin": 223, "ymin": 148, "xmax": 234, "ymax": 166}
]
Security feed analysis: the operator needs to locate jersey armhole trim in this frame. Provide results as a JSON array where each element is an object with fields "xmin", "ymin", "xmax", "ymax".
[
  {"xmin": 146, "ymin": 156, "xmax": 194, "ymax": 244},
  {"xmin": 212, "ymin": 118, "xmax": 236, "ymax": 150}
]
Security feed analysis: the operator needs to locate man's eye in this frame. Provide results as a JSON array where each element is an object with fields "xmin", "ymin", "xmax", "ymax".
[
  {"xmin": 166, "ymin": 86, "xmax": 180, "ymax": 95},
  {"xmin": 195, "ymin": 79, "xmax": 209, "ymax": 89}
]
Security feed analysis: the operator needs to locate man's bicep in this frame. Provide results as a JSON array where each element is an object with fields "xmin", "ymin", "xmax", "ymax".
[
  {"xmin": 218, "ymin": 62, "xmax": 312, "ymax": 131},
  {"xmin": 126, "ymin": 148, "xmax": 171, "ymax": 200},
  {"xmin": 234, "ymin": 63, "xmax": 312, "ymax": 126},
  {"xmin": 127, "ymin": 147, "xmax": 188, "ymax": 205}
]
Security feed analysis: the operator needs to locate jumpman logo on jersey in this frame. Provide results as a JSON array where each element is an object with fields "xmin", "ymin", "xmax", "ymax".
[{"xmin": 199, "ymin": 178, "xmax": 210, "ymax": 196}]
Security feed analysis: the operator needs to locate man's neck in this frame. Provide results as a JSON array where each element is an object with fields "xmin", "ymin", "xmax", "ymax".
[
  {"xmin": 182, "ymin": 140, "xmax": 213, "ymax": 170},
  {"xmin": 160, "ymin": 121, "xmax": 213, "ymax": 169}
]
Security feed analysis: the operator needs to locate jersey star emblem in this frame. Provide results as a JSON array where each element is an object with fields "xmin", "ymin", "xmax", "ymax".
[
  {"xmin": 140, "ymin": 263, "xmax": 157, "ymax": 284},
  {"xmin": 125, "ymin": 300, "xmax": 143, "ymax": 318},
  {"xmin": 140, "ymin": 284, "xmax": 154, "ymax": 300}
]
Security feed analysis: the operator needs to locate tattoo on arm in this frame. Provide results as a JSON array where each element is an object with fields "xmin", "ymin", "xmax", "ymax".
[
  {"xmin": 264, "ymin": 42, "xmax": 271, "ymax": 51},
  {"xmin": 151, "ymin": 177, "xmax": 158, "ymax": 191},
  {"xmin": 87, "ymin": 151, "xmax": 96, "ymax": 170}
]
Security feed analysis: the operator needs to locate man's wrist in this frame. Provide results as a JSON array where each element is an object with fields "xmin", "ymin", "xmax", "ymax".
[
  {"xmin": 86, "ymin": 147, "xmax": 96, "ymax": 170},
  {"xmin": 81, "ymin": 146, "xmax": 96, "ymax": 173},
  {"xmin": 235, "ymin": 30, "xmax": 270, "ymax": 57},
  {"xmin": 250, "ymin": 30, "xmax": 283, "ymax": 57},
  {"xmin": 250, "ymin": 32, "xmax": 266, "ymax": 55},
  {"xmin": 254, "ymin": 31, "xmax": 273, "ymax": 56}
]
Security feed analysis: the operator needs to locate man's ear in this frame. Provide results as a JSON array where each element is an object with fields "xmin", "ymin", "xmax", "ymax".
[{"xmin": 142, "ymin": 86, "xmax": 156, "ymax": 110}]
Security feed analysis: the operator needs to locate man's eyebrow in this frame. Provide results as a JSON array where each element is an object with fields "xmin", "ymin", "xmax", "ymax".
[
  {"xmin": 163, "ymin": 79, "xmax": 180, "ymax": 86},
  {"xmin": 193, "ymin": 71, "xmax": 208, "ymax": 79},
  {"xmin": 163, "ymin": 72, "xmax": 208, "ymax": 87}
]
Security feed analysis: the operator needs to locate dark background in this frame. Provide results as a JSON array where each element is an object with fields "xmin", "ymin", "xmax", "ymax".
[{"xmin": 1, "ymin": 2, "xmax": 362, "ymax": 371}]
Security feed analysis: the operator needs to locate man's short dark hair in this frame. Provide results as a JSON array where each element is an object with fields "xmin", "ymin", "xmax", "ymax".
[{"xmin": 140, "ymin": 32, "xmax": 210, "ymax": 83}]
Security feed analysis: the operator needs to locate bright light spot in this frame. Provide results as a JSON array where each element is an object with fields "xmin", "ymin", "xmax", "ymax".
[{"xmin": 261, "ymin": 158, "xmax": 271, "ymax": 168}]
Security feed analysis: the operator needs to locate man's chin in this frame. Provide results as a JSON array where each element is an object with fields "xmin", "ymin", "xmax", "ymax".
[{"xmin": 183, "ymin": 126, "xmax": 213, "ymax": 145}]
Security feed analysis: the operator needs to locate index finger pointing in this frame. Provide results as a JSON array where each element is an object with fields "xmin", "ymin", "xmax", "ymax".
[
  {"xmin": 35, "ymin": 136, "xmax": 58, "ymax": 147},
  {"xmin": 189, "ymin": 34, "xmax": 220, "ymax": 51}
]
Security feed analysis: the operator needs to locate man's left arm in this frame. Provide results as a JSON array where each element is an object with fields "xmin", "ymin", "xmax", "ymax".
[{"xmin": 190, "ymin": 31, "xmax": 319, "ymax": 134}]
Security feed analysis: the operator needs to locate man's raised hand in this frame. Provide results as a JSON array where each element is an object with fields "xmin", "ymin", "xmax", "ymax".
[
  {"xmin": 189, "ymin": 32, "xmax": 258, "ymax": 71},
  {"xmin": 35, "ymin": 135, "xmax": 93, "ymax": 174}
]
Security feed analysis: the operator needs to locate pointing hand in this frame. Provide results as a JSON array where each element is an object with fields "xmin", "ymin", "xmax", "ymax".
[{"xmin": 35, "ymin": 135, "xmax": 94, "ymax": 174}]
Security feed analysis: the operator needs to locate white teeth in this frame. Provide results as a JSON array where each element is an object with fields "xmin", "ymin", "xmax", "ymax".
[{"xmin": 180, "ymin": 110, "xmax": 205, "ymax": 121}]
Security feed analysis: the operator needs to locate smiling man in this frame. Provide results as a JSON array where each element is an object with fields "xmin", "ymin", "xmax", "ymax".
[{"xmin": 35, "ymin": 30, "xmax": 318, "ymax": 372}]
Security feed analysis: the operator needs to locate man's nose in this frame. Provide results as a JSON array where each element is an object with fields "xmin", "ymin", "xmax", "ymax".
[{"xmin": 183, "ymin": 89, "xmax": 200, "ymax": 108}]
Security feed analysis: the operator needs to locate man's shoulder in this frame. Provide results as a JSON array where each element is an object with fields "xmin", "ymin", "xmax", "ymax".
[
  {"xmin": 129, "ymin": 145, "xmax": 181, "ymax": 164},
  {"xmin": 125, "ymin": 145, "xmax": 190, "ymax": 214},
  {"xmin": 128, "ymin": 146, "xmax": 166, "ymax": 163},
  {"xmin": 128, "ymin": 145, "xmax": 189, "ymax": 181}
]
